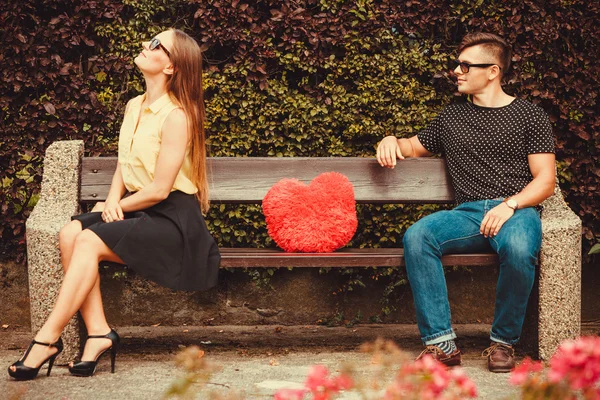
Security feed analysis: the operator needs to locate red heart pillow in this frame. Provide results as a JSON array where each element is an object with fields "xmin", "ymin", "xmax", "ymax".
[{"xmin": 262, "ymin": 172, "xmax": 358, "ymax": 253}]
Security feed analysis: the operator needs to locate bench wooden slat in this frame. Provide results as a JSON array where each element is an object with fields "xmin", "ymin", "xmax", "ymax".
[
  {"xmin": 219, "ymin": 248, "xmax": 499, "ymax": 267},
  {"xmin": 100, "ymin": 249, "xmax": 498, "ymax": 269},
  {"xmin": 81, "ymin": 157, "xmax": 455, "ymax": 204}
]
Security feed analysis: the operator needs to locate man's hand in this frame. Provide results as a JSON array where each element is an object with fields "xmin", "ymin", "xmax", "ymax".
[
  {"xmin": 102, "ymin": 199, "xmax": 124, "ymax": 223},
  {"xmin": 377, "ymin": 136, "xmax": 404, "ymax": 168},
  {"xmin": 480, "ymin": 203, "xmax": 514, "ymax": 237}
]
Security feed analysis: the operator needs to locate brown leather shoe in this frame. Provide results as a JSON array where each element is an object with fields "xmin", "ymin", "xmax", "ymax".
[
  {"xmin": 416, "ymin": 345, "xmax": 462, "ymax": 367},
  {"xmin": 483, "ymin": 342, "xmax": 515, "ymax": 373}
]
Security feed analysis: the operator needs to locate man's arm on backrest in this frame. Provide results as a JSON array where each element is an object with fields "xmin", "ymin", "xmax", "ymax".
[{"xmin": 377, "ymin": 135, "xmax": 433, "ymax": 168}]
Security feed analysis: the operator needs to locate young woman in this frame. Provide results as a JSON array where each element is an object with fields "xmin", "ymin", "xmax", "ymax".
[{"xmin": 8, "ymin": 29, "xmax": 220, "ymax": 380}]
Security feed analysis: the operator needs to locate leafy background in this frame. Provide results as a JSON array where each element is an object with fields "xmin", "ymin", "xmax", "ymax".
[{"xmin": 1, "ymin": 0, "xmax": 598, "ymax": 299}]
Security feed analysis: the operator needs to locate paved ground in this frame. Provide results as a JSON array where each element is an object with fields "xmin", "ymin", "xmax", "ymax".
[{"xmin": 0, "ymin": 324, "xmax": 541, "ymax": 399}]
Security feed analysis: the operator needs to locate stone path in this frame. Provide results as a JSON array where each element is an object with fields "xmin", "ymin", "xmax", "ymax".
[{"xmin": 0, "ymin": 324, "xmax": 541, "ymax": 399}]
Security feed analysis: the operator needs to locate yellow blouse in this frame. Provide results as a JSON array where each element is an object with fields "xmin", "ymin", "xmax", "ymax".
[{"xmin": 118, "ymin": 93, "xmax": 197, "ymax": 195}]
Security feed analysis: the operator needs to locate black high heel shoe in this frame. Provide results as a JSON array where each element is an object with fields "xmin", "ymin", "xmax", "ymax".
[
  {"xmin": 8, "ymin": 337, "xmax": 63, "ymax": 381},
  {"xmin": 69, "ymin": 329, "xmax": 120, "ymax": 377}
]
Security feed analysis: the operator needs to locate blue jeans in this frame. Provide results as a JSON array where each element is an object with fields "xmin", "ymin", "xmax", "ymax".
[{"xmin": 403, "ymin": 199, "xmax": 542, "ymax": 346}]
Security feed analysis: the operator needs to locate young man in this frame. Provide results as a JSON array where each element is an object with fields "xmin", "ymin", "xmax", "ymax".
[{"xmin": 376, "ymin": 33, "xmax": 556, "ymax": 372}]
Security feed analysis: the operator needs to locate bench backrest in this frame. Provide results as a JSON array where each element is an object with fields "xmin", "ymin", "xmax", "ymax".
[{"xmin": 80, "ymin": 157, "xmax": 455, "ymax": 205}]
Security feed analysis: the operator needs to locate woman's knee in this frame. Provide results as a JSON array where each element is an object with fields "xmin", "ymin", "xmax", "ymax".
[
  {"xmin": 91, "ymin": 202, "xmax": 105, "ymax": 212},
  {"xmin": 73, "ymin": 229, "xmax": 104, "ymax": 253},
  {"xmin": 59, "ymin": 221, "xmax": 82, "ymax": 247},
  {"xmin": 73, "ymin": 229, "xmax": 121, "ymax": 263}
]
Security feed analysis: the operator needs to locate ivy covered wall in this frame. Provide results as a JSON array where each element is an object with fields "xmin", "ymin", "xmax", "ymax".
[{"xmin": 1, "ymin": 0, "xmax": 598, "ymax": 272}]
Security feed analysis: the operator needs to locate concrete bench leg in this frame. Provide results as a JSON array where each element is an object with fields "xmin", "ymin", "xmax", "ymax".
[
  {"xmin": 26, "ymin": 140, "xmax": 84, "ymax": 363},
  {"xmin": 536, "ymin": 184, "xmax": 582, "ymax": 360}
]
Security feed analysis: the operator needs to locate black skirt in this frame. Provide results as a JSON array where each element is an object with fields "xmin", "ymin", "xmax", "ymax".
[{"xmin": 72, "ymin": 191, "xmax": 220, "ymax": 291}]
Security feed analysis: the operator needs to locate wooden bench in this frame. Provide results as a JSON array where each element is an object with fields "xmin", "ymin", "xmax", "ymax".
[
  {"xmin": 26, "ymin": 141, "xmax": 582, "ymax": 362},
  {"xmin": 82, "ymin": 156, "xmax": 499, "ymax": 269}
]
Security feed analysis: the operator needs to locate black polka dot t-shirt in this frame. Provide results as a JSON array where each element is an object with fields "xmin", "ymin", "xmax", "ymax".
[{"xmin": 417, "ymin": 99, "xmax": 555, "ymax": 204}]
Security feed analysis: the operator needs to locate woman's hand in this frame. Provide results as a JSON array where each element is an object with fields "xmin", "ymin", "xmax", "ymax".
[{"xmin": 102, "ymin": 199, "xmax": 124, "ymax": 223}]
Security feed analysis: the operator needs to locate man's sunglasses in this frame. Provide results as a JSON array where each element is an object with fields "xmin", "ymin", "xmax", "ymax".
[
  {"xmin": 452, "ymin": 59, "xmax": 500, "ymax": 73},
  {"xmin": 149, "ymin": 38, "xmax": 171, "ymax": 58}
]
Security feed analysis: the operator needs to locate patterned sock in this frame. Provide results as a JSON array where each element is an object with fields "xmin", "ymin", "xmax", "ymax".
[{"xmin": 436, "ymin": 339, "xmax": 457, "ymax": 355}]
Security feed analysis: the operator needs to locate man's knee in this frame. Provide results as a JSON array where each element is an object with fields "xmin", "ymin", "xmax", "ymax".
[
  {"xmin": 496, "ymin": 235, "xmax": 539, "ymax": 270},
  {"xmin": 403, "ymin": 221, "xmax": 434, "ymax": 250},
  {"xmin": 497, "ymin": 210, "xmax": 542, "ymax": 260},
  {"xmin": 403, "ymin": 224, "xmax": 421, "ymax": 247}
]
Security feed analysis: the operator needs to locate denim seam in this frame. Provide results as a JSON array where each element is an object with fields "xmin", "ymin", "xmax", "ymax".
[
  {"xmin": 422, "ymin": 329, "xmax": 457, "ymax": 345},
  {"xmin": 490, "ymin": 236, "xmax": 540, "ymax": 260},
  {"xmin": 490, "ymin": 332, "xmax": 520, "ymax": 346},
  {"xmin": 490, "ymin": 236, "xmax": 499, "ymax": 249},
  {"xmin": 438, "ymin": 233, "xmax": 482, "ymax": 250}
]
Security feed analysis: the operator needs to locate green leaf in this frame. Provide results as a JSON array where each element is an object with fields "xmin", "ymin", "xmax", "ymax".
[
  {"xmin": 96, "ymin": 71, "xmax": 107, "ymax": 82},
  {"xmin": 589, "ymin": 244, "xmax": 600, "ymax": 255}
]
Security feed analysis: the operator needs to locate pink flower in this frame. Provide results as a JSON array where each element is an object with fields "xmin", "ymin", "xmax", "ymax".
[
  {"xmin": 548, "ymin": 364, "xmax": 569, "ymax": 384},
  {"xmin": 273, "ymin": 388, "xmax": 306, "ymax": 400},
  {"xmin": 301, "ymin": 365, "xmax": 352, "ymax": 399},
  {"xmin": 384, "ymin": 381, "xmax": 410, "ymax": 399},
  {"xmin": 411, "ymin": 355, "xmax": 451, "ymax": 395},
  {"xmin": 510, "ymin": 357, "xmax": 543, "ymax": 386},
  {"xmin": 332, "ymin": 373, "xmax": 354, "ymax": 391},
  {"xmin": 385, "ymin": 354, "xmax": 477, "ymax": 399},
  {"xmin": 450, "ymin": 368, "xmax": 478, "ymax": 397},
  {"xmin": 305, "ymin": 365, "xmax": 330, "ymax": 392},
  {"xmin": 549, "ymin": 336, "xmax": 600, "ymax": 390},
  {"xmin": 417, "ymin": 354, "xmax": 447, "ymax": 376},
  {"xmin": 460, "ymin": 377, "xmax": 478, "ymax": 398}
]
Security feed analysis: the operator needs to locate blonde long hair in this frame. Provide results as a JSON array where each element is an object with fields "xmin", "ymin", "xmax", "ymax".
[{"xmin": 166, "ymin": 29, "xmax": 209, "ymax": 213}]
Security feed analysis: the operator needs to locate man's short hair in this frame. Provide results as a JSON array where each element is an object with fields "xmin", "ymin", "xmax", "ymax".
[{"xmin": 458, "ymin": 33, "xmax": 512, "ymax": 73}]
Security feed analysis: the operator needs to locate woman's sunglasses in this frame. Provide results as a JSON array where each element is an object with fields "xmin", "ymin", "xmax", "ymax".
[
  {"xmin": 452, "ymin": 59, "xmax": 500, "ymax": 73},
  {"xmin": 149, "ymin": 38, "xmax": 171, "ymax": 58}
]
